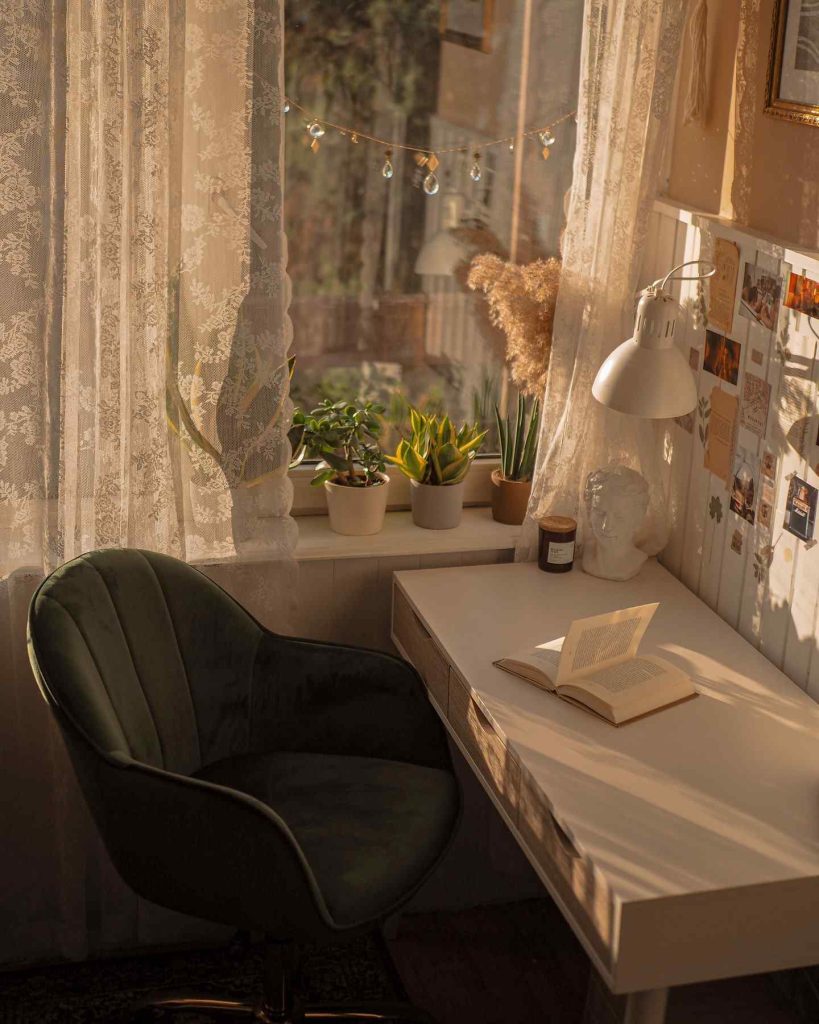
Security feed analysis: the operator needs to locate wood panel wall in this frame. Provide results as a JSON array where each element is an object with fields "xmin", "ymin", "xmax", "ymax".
[{"xmin": 645, "ymin": 199, "xmax": 819, "ymax": 701}]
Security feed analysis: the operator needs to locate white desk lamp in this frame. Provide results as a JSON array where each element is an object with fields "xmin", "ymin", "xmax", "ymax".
[{"xmin": 584, "ymin": 260, "xmax": 715, "ymax": 581}]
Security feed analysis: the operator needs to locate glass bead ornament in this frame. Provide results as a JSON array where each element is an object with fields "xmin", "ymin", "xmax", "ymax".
[
  {"xmin": 308, "ymin": 121, "xmax": 325, "ymax": 139},
  {"xmin": 539, "ymin": 129, "xmax": 555, "ymax": 148},
  {"xmin": 423, "ymin": 171, "xmax": 440, "ymax": 196},
  {"xmin": 351, "ymin": 133, "xmax": 359, "ymax": 144},
  {"xmin": 541, "ymin": 147, "xmax": 551, "ymax": 162},
  {"xmin": 382, "ymin": 150, "xmax": 394, "ymax": 180},
  {"xmin": 470, "ymin": 160, "xmax": 482, "ymax": 183},
  {"xmin": 283, "ymin": 100, "xmax": 291, "ymax": 114}
]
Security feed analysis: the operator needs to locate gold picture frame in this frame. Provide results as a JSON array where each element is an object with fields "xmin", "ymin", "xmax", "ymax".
[
  {"xmin": 441, "ymin": 0, "xmax": 494, "ymax": 54},
  {"xmin": 765, "ymin": 0, "xmax": 819, "ymax": 126}
]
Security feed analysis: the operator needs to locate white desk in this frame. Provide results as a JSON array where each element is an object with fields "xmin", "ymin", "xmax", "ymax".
[{"xmin": 391, "ymin": 560, "xmax": 819, "ymax": 1024}]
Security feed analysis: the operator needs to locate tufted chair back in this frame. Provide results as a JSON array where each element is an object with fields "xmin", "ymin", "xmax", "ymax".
[{"xmin": 28, "ymin": 548, "xmax": 262, "ymax": 775}]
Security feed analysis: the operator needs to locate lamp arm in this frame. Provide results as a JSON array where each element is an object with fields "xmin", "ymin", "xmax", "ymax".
[{"xmin": 653, "ymin": 259, "xmax": 716, "ymax": 293}]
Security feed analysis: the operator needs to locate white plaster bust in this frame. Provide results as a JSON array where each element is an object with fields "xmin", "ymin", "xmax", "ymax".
[{"xmin": 582, "ymin": 465, "xmax": 650, "ymax": 581}]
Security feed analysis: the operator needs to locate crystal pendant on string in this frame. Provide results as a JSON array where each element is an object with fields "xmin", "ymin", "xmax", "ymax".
[
  {"xmin": 382, "ymin": 151, "xmax": 394, "ymax": 179},
  {"xmin": 283, "ymin": 100, "xmax": 291, "ymax": 114},
  {"xmin": 308, "ymin": 122, "xmax": 326, "ymax": 139},
  {"xmin": 423, "ymin": 172, "xmax": 439, "ymax": 196},
  {"xmin": 539, "ymin": 129, "xmax": 555, "ymax": 148},
  {"xmin": 470, "ymin": 151, "xmax": 481, "ymax": 182}
]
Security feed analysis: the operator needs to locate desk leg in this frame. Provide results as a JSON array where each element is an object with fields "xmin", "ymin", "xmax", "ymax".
[{"xmin": 624, "ymin": 988, "xmax": 668, "ymax": 1024}]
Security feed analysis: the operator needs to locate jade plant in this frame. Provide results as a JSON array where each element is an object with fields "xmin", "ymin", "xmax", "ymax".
[
  {"xmin": 386, "ymin": 407, "xmax": 486, "ymax": 486},
  {"xmin": 495, "ymin": 395, "xmax": 540, "ymax": 482},
  {"xmin": 290, "ymin": 399, "xmax": 386, "ymax": 487}
]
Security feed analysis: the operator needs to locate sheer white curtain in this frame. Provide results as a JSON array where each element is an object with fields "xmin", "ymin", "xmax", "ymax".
[
  {"xmin": 0, "ymin": 0, "xmax": 295, "ymax": 962},
  {"xmin": 517, "ymin": 0, "xmax": 686, "ymax": 559}
]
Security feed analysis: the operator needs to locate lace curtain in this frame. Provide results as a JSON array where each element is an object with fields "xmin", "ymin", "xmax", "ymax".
[
  {"xmin": 517, "ymin": 0, "xmax": 686, "ymax": 559},
  {"xmin": 0, "ymin": 0, "xmax": 296, "ymax": 962}
]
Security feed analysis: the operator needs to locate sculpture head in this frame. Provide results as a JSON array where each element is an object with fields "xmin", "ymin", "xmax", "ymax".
[{"xmin": 583, "ymin": 465, "xmax": 649, "ymax": 550}]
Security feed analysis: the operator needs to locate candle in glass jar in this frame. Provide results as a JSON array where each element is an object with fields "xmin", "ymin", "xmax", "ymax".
[{"xmin": 537, "ymin": 516, "xmax": 577, "ymax": 573}]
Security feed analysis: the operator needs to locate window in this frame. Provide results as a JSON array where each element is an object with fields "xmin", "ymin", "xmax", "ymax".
[{"xmin": 284, "ymin": 1, "xmax": 581, "ymax": 453}]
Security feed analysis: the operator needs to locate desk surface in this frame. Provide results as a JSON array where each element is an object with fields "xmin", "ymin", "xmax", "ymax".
[{"xmin": 394, "ymin": 559, "xmax": 819, "ymax": 991}]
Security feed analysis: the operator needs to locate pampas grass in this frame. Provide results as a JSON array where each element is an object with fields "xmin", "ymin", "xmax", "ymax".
[{"xmin": 467, "ymin": 253, "xmax": 560, "ymax": 397}]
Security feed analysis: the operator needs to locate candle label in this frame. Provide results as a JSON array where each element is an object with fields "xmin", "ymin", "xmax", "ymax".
[{"xmin": 547, "ymin": 540, "xmax": 575, "ymax": 565}]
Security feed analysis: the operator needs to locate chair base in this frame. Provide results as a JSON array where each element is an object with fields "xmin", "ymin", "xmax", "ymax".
[{"xmin": 135, "ymin": 996, "xmax": 435, "ymax": 1022}]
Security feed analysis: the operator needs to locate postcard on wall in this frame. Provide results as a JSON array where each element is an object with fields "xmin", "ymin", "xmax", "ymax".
[
  {"xmin": 730, "ymin": 528, "xmax": 744, "ymax": 556},
  {"xmin": 729, "ymin": 448, "xmax": 758, "ymax": 525},
  {"xmin": 759, "ymin": 499, "xmax": 773, "ymax": 530},
  {"xmin": 739, "ymin": 263, "xmax": 783, "ymax": 332},
  {"xmin": 761, "ymin": 449, "xmax": 778, "ymax": 482},
  {"xmin": 785, "ymin": 271, "xmax": 819, "ymax": 317},
  {"xmin": 704, "ymin": 387, "xmax": 738, "ymax": 482},
  {"xmin": 708, "ymin": 239, "xmax": 740, "ymax": 334},
  {"xmin": 740, "ymin": 372, "xmax": 771, "ymax": 438},
  {"xmin": 703, "ymin": 330, "xmax": 742, "ymax": 386},
  {"xmin": 784, "ymin": 476, "xmax": 818, "ymax": 542}
]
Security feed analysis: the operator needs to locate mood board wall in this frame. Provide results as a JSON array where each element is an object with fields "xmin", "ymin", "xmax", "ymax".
[{"xmin": 645, "ymin": 198, "xmax": 819, "ymax": 701}]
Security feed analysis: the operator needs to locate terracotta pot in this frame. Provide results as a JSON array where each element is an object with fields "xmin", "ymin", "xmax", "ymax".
[
  {"xmin": 490, "ymin": 469, "xmax": 532, "ymax": 525},
  {"xmin": 324, "ymin": 473, "xmax": 389, "ymax": 535},
  {"xmin": 410, "ymin": 479, "xmax": 465, "ymax": 530}
]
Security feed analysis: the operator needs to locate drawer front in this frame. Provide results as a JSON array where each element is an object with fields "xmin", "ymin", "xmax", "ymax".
[
  {"xmin": 392, "ymin": 584, "xmax": 450, "ymax": 713},
  {"xmin": 517, "ymin": 767, "xmax": 614, "ymax": 969},
  {"xmin": 448, "ymin": 669, "xmax": 519, "ymax": 824}
]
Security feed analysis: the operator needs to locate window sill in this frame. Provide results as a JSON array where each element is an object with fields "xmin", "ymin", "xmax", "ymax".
[{"xmin": 295, "ymin": 507, "xmax": 520, "ymax": 562}]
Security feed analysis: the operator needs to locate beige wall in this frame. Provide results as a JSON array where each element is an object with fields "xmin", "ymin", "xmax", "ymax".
[{"xmin": 666, "ymin": 0, "xmax": 819, "ymax": 252}]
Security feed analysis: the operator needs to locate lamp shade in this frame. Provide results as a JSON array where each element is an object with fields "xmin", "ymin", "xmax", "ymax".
[{"xmin": 592, "ymin": 287, "xmax": 697, "ymax": 419}]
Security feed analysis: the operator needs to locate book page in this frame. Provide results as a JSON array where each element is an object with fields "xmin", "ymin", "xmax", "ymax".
[
  {"xmin": 555, "ymin": 603, "xmax": 659, "ymax": 685},
  {"xmin": 559, "ymin": 654, "xmax": 694, "ymax": 724},
  {"xmin": 493, "ymin": 642, "xmax": 561, "ymax": 691}
]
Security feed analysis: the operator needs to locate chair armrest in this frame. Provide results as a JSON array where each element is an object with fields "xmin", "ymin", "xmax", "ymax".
[
  {"xmin": 249, "ymin": 634, "xmax": 452, "ymax": 771},
  {"xmin": 80, "ymin": 744, "xmax": 338, "ymax": 940}
]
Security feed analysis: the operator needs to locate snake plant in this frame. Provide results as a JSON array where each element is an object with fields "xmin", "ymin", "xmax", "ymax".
[
  {"xmin": 386, "ymin": 407, "xmax": 486, "ymax": 486},
  {"xmin": 495, "ymin": 395, "xmax": 540, "ymax": 482}
]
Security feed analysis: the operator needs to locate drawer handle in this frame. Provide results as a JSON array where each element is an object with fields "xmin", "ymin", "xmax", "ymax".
[
  {"xmin": 548, "ymin": 810, "xmax": 581, "ymax": 859},
  {"xmin": 470, "ymin": 699, "xmax": 493, "ymax": 732},
  {"xmin": 412, "ymin": 609, "xmax": 433, "ymax": 640}
]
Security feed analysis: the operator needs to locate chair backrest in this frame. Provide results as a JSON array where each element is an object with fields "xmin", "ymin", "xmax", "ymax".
[{"xmin": 28, "ymin": 549, "xmax": 263, "ymax": 775}]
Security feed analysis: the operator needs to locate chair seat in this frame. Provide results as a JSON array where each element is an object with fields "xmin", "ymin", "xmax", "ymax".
[{"xmin": 194, "ymin": 751, "xmax": 459, "ymax": 927}]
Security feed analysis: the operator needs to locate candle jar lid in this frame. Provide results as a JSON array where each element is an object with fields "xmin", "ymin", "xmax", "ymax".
[{"xmin": 538, "ymin": 515, "xmax": 577, "ymax": 534}]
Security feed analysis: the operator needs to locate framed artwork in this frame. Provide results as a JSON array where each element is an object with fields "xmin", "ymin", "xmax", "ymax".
[
  {"xmin": 766, "ymin": 0, "xmax": 819, "ymax": 125},
  {"xmin": 441, "ymin": 0, "xmax": 494, "ymax": 53}
]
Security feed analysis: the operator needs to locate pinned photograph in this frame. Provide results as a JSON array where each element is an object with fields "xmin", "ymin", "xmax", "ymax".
[
  {"xmin": 740, "ymin": 372, "xmax": 772, "ymax": 438},
  {"xmin": 739, "ymin": 263, "xmax": 783, "ymax": 331},
  {"xmin": 703, "ymin": 330, "xmax": 742, "ymax": 386},
  {"xmin": 784, "ymin": 475, "xmax": 818, "ymax": 542},
  {"xmin": 730, "ymin": 450, "xmax": 758, "ymax": 525},
  {"xmin": 759, "ymin": 500, "xmax": 773, "ymax": 529},
  {"xmin": 731, "ymin": 529, "xmax": 744, "ymax": 556},
  {"xmin": 785, "ymin": 271, "xmax": 819, "ymax": 317},
  {"xmin": 761, "ymin": 449, "xmax": 778, "ymax": 481}
]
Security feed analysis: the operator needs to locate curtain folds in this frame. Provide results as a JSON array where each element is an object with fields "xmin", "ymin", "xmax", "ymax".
[
  {"xmin": 0, "ymin": 0, "xmax": 296, "ymax": 963},
  {"xmin": 517, "ymin": 0, "xmax": 686, "ymax": 560}
]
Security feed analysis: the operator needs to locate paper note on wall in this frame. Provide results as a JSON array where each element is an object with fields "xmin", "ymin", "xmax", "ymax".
[
  {"xmin": 704, "ymin": 387, "xmax": 738, "ymax": 482},
  {"xmin": 740, "ymin": 373, "xmax": 771, "ymax": 438},
  {"xmin": 708, "ymin": 239, "xmax": 740, "ymax": 334}
]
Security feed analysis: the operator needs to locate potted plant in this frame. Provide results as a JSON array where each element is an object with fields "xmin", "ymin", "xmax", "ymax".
[
  {"xmin": 292, "ymin": 399, "xmax": 389, "ymax": 536},
  {"xmin": 491, "ymin": 395, "xmax": 541, "ymax": 525},
  {"xmin": 387, "ymin": 408, "xmax": 486, "ymax": 530}
]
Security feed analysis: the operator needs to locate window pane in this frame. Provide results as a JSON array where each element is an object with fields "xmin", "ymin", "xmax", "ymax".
[{"xmin": 284, "ymin": 1, "xmax": 581, "ymax": 451}]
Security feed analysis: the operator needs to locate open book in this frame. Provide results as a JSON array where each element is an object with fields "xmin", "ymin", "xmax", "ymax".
[{"xmin": 494, "ymin": 603, "xmax": 696, "ymax": 726}]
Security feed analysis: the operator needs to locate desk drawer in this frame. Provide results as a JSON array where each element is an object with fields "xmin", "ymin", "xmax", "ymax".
[
  {"xmin": 518, "ymin": 767, "xmax": 614, "ymax": 969},
  {"xmin": 392, "ymin": 585, "xmax": 450, "ymax": 713},
  {"xmin": 449, "ymin": 669, "xmax": 519, "ymax": 824}
]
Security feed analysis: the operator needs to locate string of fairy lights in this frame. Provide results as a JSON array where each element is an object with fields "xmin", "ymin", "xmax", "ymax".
[{"xmin": 284, "ymin": 97, "xmax": 576, "ymax": 196}]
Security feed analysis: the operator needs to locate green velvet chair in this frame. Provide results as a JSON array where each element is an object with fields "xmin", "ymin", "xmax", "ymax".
[{"xmin": 27, "ymin": 548, "xmax": 460, "ymax": 1023}]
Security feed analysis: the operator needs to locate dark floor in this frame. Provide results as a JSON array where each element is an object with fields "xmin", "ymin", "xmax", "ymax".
[{"xmin": 0, "ymin": 900, "xmax": 808, "ymax": 1024}]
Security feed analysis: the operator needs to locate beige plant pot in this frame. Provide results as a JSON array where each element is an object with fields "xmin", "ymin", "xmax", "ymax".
[
  {"xmin": 410, "ymin": 479, "xmax": 465, "ymax": 530},
  {"xmin": 490, "ymin": 469, "xmax": 532, "ymax": 525},
  {"xmin": 324, "ymin": 472, "xmax": 389, "ymax": 536}
]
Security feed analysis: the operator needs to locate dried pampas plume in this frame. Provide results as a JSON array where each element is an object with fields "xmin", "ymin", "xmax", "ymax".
[{"xmin": 467, "ymin": 254, "xmax": 560, "ymax": 397}]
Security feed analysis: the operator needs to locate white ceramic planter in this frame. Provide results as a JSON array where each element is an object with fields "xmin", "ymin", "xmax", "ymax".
[
  {"xmin": 324, "ymin": 473, "xmax": 389, "ymax": 536},
  {"xmin": 410, "ymin": 479, "xmax": 465, "ymax": 530}
]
